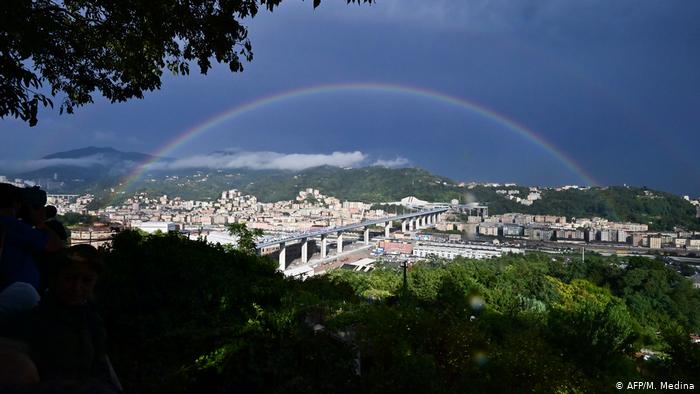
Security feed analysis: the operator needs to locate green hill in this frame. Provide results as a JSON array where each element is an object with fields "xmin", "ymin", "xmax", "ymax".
[
  {"xmin": 116, "ymin": 165, "xmax": 464, "ymax": 203},
  {"xmin": 464, "ymin": 186, "xmax": 700, "ymax": 231},
  {"xmin": 103, "ymin": 168, "xmax": 699, "ymax": 231}
]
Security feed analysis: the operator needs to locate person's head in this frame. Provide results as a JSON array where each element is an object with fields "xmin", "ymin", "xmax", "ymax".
[
  {"xmin": 45, "ymin": 205, "xmax": 58, "ymax": 219},
  {"xmin": 0, "ymin": 183, "xmax": 21, "ymax": 215},
  {"xmin": 51, "ymin": 245, "xmax": 103, "ymax": 306},
  {"xmin": 18, "ymin": 186, "xmax": 47, "ymax": 225}
]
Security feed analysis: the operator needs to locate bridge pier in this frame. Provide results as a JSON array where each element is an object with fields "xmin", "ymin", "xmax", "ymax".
[
  {"xmin": 321, "ymin": 234, "xmax": 327, "ymax": 259},
  {"xmin": 401, "ymin": 219, "xmax": 407, "ymax": 233},
  {"xmin": 278, "ymin": 242, "xmax": 286, "ymax": 271},
  {"xmin": 364, "ymin": 227, "xmax": 370, "ymax": 245},
  {"xmin": 337, "ymin": 232, "xmax": 344, "ymax": 254},
  {"xmin": 384, "ymin": 222, "xmax": 391, "ymax": 237},
  {"xmin": 301, "ymin": 238, "xmax": 308, "ymax": 264}
]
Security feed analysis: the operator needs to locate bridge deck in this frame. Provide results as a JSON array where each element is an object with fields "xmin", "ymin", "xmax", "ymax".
[{"xmin": 255, "ymin": 208, "xmax": 447, "ymax": 249}]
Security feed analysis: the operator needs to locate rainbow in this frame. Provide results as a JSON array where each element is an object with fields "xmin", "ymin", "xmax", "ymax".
[{"xmin": 113, "ymin": 82, "xmax": 597, "ymax": 200}]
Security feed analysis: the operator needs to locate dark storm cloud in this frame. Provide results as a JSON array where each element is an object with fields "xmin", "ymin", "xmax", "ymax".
[{"xmin": 1, "ymin": 1, "xmax": 699, "ymax": 194}]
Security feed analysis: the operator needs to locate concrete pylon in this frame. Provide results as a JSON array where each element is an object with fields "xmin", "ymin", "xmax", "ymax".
[
  {"xmin": 364, "ymin": 227, "xmax": 370, "ymax": 245},
  {"xmin": 384, "ymin": 222, "xmax": 391, "ymax": 237},
  {"xmin": 337, "ymin": 232, "xmax": 344, "ymax": 254},
  {"xmin": 321, "ymin": 234, "xmax": 327, "ymax": 259},
  {"xmin": 408, "ymin": 218, "xmax": 414, "ymax": 232},
  {"xmin": 278, "ymin": 242, "xmax": 286, "ymax": 271},
  {"xmin": 301, "ymin": 238, "xmax": 308, "ymax": 264},
  {"xmin": 401, "ymin": 219, "xmax": 407, "ymax": 233}
]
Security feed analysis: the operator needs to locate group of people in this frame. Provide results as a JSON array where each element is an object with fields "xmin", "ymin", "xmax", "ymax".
[{"xmin": 0, "ymin": 183, "xmax": 121, "ymax": 393}]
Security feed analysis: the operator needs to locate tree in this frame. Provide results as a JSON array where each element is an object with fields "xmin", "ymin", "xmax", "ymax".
[
  {"xmin": 227, "ymin": 222, "xmax": 263, "ymax": 254},
  {"xmin": 0, "ymin": 0, "xmax": 373, "ymax": 126}
]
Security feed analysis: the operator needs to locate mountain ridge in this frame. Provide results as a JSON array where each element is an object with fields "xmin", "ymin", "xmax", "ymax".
[{"xmin": 6, "ymin": 147, "xmax": 700, "ymax": 230}]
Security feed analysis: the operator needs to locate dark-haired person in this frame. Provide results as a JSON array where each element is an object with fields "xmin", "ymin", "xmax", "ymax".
[
  {"xmin": 0, "ymin": 183, "xmax": 63, "ymax": 319},
  {"xmin": 44, "ymin": 205, "xmax": 69, "ymax": 247},
  {"xmin": 5, "ymin": 245, "xmax": 121, "ymax": 392}
]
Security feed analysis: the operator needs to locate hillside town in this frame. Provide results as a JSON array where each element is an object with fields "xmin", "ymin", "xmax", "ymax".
[
  {"xmin": 33, "ymin": 183, "xmax": 700, "ymax": 260},
  {"xmin": 5, "ymin": 171, "xmax": 700, "ymax": 264}
]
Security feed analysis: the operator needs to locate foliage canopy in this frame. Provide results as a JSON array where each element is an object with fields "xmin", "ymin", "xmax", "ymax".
[
  {"xmin": 0, "ymin": 0, "xmax": 372, "ymax": 126},
  {"xmin": 95, "ymin": 232, "xmax": 700, "ymax": 392}
]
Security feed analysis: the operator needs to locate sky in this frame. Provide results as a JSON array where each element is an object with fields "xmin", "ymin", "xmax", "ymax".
[{"xmin": 1, "ymin": 0, "xmax": 699, "ymax": 196}]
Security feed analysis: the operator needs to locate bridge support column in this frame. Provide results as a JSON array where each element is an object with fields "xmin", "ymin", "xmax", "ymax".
[
  {"xmin": 364, "ymin": 227, "xmax": 370, "ymax": 245},
  {"xmin": 301, "ymin": 238, "xmax": 308, "ymax": 264},
  {"xmin": 278, "ymin": 242, "xmax": 286, "ymax": 271},
  {"xmin": 321, "ymin": 234, "xmax": 327, "ymax": 259},
  {"xmin": 401, "ymin": 219, "xmax": 407, "ymax": 233},
  {"xmin": 337, "ymin": 232, "xmax": 344, "ymax": 255},
  {"xmin": 384, "ymin": 222, "xmax": 391, "ymax": 237}
]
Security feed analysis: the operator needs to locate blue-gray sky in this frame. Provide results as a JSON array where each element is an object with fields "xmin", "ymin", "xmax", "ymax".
[{"xmin": 1, "ymin": 0, "xmax": 699, "ymax": 195}]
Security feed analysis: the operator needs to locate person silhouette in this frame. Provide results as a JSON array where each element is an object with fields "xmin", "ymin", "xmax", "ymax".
[
  {"xmin": 0, "ymin": 184, "xmax": 63, "ymax": 319},
  {"xmin": 44, "ymin": 205, "xmax": 69, "ymax": 246}
]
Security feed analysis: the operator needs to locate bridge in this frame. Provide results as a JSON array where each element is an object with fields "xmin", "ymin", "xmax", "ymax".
[
  {"xmin": 255, "ymin": 208, "xmax": 448, "ymax": 271},
  {"xmin": 382, "ymin": 201, "xmax": 488, "ymax": 218}
]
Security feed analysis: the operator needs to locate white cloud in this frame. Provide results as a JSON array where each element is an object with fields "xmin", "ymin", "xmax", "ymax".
[
  {"xmin": 0, "ymin": 155, "xmax": 107, "ymax": 173},
  {"xmin": 1, "ymin": 150, "xmax": 411, "ymax": 175},
  {"xmin": 150, "ymin": 150, "xmax": 368, "ymax": 171},
  {"xmin": 372, "ymin": 156, "xmax": 410, "ymax": 168}
]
